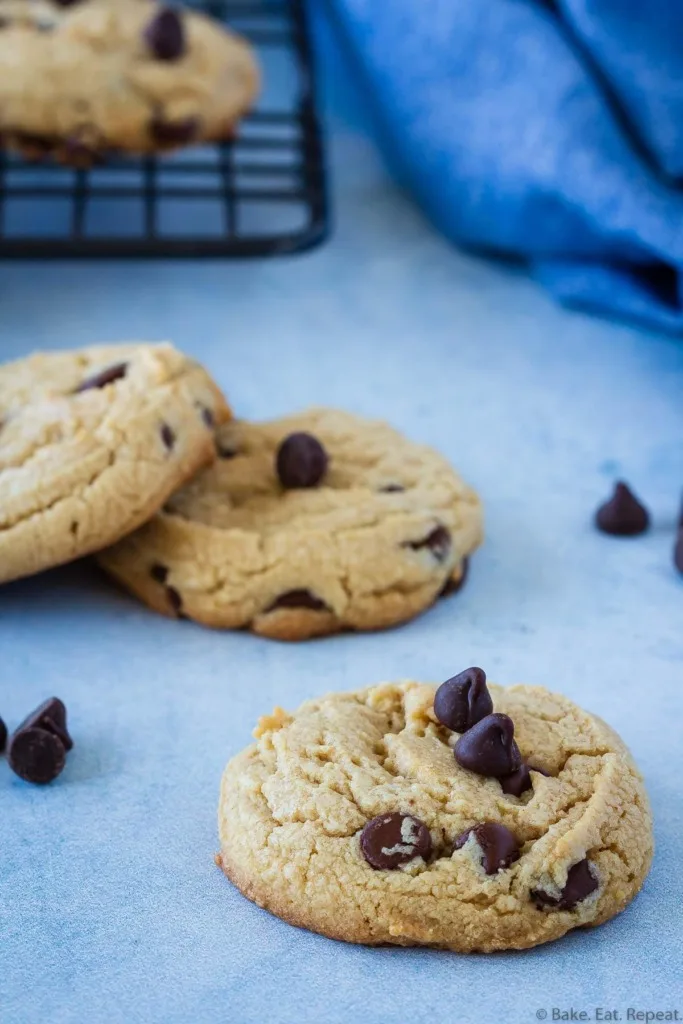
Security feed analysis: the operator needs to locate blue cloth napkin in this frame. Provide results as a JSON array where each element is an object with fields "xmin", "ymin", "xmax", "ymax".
[{"xmin": 326, "ymin": 0, "xmax": 683, "ymax": 333}]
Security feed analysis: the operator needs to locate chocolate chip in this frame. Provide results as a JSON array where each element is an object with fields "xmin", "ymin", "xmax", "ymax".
[
  {"xmin": 454, "ymin": 822, "xmax": 521, "ymax": 874},
  {"xmin": 216, "ymin": 443, "xmax": 237, "ymax": 459},
  {"xmin": 201, "ymin": 407, "xmax": 214, "ymax": 428},
  {"xmin": 0, "ymin": 716, "xmax": 7, "ymax": 753},
  {"xmin": 8, "ymin": 729, "xmax": 65, "ymax": 785},
  {"xmin": 150, "ymin": 563, "xmax": 169, "ymax": 584},
  {"xmin": 76, "ymin": 361, "xmax": 127, "ymax": 393},
  {"xmin": 276, "ymin": 433, "xmax": 328, "ymax": 489},
  {"xmin": 532, "ymin": 859, "xmax": 598, "ymax": 910},
  {"xmin": 161, "ymin": 424, "xmax": 175, "ymax": 450},
  {"xmin": 54, "ymin": 0, "xmax": 83, "ymax": 6},
  {"xmin": 595, "ymin": 481, "xmax": 650, "ymax": 536},
  {"xmin": 674, "ymin": 530, "xmax": 683, "ymax": 575},
  {"xmin": 167, "ymin": 586, "xmax": 183, "ymax": 615},
  {"xmin": 266, "ymin": 590, "xmax": 329, "ymax": 612},
  {"xmin": 150, "ymin": 117, "xmax": 198, "ymax": 146},
  {"xmin": 14, "ymin": 132, "xmax": 55, "ymax": 156},
  {"xmin": 500, "ymin": 762, "xmax": 550, "ymax": 797},
  {"xmin": 405, "ymin": 525, "xmax": 451, "ymax": 562},
  {"xmin": 11, "ymin": 697, "xmax": 73, "ymax": 753},
  {"xmin": 434, "ymin": 667, "xmax": 492, "ymax": 733},
  {"xmin": 379, "ymin": 484, "xmax": 405, "ymax": 493},
  {"xmin": 440, "ymin": 557, "xmax": 470, "ymax": 597},
  {"xmin": 145, "ymin": 7, "xmax": 185, "ymax": 61},
  {"xmin": 454, "ymin": 713, "xmax": 522, "ymax": 778},
  {"xmin": 360, "ymin": 812, "xmax": 432, "ymax": 870}
]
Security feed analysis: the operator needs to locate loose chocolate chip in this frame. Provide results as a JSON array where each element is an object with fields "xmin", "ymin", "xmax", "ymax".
[
  {"xmin": 434, "ymin": 667, "xmax": 492, "ymax": 733},
  {"xmin": 145, "ymin": 7, "xmax": 185, "ymax": 61},
  {"xmin": 276, "ymin": 433, "xmax": 328, "ymax": 489},
  {"xmin": 201, "ymin": 407, "xmax": 214, "ymax": 428},
  {"xmin": 405, "ymin": 525, "xmax": 452, "ymax": 563},
  {"xmin": 76, "ymin": 361, "xmax": 128, "ymax": 393},
  {"xmin": 454, "ymin": 713, "xmax": 522, "ymax": 778},
  {"xmin": 8, "ymin": 728, "xmax": 66, "ymax": 785},
  {"xmin": 0, "ymin": 716, "xmax": 7, "ymax": 753},
  {"xmin": 360, "ymin": 812, "xmax": 432, "ymax": 870},
  {"xmin": 12, "ymin": 697, "xmax": 73, "ymax": 752},
  {"xmin": 150, "ymin": 563, "xmax": 169, "ymax": 584},
  {"xmin": 454, "ymin": 822, "xmax": 521, "ymax": 874},
  {"xmin": 167, "ymin": 586, "xmax": 183, "ymax": 615},
  {"xmin": 532, "ymin": 859, "xmax": 598, "ymax": 910},
  {"xmin": 500, "ymin": 762, "xmax": 550, "ymax": 797},
  {"xmin": 150, "ymin": 117, "xmax": 198, "ymax": 146},
  {"xmin": 379, "ymin": 484, "xmax": 405, "ymax": 493},
  {"xmin": 595, "ymin": 481, "xmax": 650, "ymax": 536},
  {"xmin": 161, "ymin": 424, "xmax": 175, "ymax": 450},
  {"xmin": 216, "ymin": 443, "xmax": 237, "ymax": 460},
  {"xmin": 674, "ymin": 530, "xmax": 683, "ymax": 575},
  {"xmin": 440, "ymin": 557, "xmax": 470, "ymax": 597},
  {"xmin": 266, "ymin": 590, "xmax": 329, "ymax": 612}
]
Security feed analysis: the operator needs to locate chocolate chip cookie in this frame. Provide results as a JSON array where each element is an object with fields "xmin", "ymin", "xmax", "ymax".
[
  {"xmin": 0, "ymin": 342, "xmax": 229, "ymax": 584},
  {"xmin": 217, "ymin": 672, "xmax": 653, "ymax": 951},
  {"xmin": 0, "ymin": 0, "xmax": 259, "ymax": 162},
  {"xmin": 97, "ymin": 408, "xmax": 483, "ymax": 639}
]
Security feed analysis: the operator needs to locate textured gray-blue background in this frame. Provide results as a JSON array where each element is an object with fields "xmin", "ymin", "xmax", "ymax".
[{"xmin": 1, "ymin": 14, "xmax": 682, "ymax": 1024}]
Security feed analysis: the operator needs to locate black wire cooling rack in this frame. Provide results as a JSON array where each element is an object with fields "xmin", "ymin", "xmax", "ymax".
[{"xmin": 0, "ymin": 0, "xmax": 328, "ymax": 258}]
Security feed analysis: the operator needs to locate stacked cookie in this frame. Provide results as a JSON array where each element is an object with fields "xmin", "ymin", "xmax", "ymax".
[
  {"xmin": 0, "ymin": 0, "xmax": 259, "ymax": 164},
  {"xmin": 1, "ymin": 344, "xmax": 483, "ymax": 639}
]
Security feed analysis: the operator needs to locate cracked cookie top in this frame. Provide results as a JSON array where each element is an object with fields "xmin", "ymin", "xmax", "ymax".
[
  {"xmin": 0, "ymin": 342, "xmax": 229, "ymax": 584},
  {"xmin": 218, "ymin": 676, "xmax": 653, "ymax": 951},
  {"xmin": 98, "ymin": 408, "xmax": 483, "ymax": 638},
  {"xmin": 0, "ymin": 0, "xmax": 259, "ymax": 160}
]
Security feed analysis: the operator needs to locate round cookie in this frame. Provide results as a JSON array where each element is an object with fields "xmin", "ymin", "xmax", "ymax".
[
  {"xmin": 0, "ymin": 0, "xmax": 259, "ymax": 162},
  {"xmin": 217, "ymin": 676, "xmax": 653, "ymax": 951},
  {"xmin": 98, "ymin": 408, "xmax": 483, "ymax": 639},
  {"xmin": 0, "ymin": 342, "xmax": 229, "ymax": 584}
]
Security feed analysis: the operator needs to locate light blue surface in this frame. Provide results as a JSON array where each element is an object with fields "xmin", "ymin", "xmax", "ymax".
[
  {"xmin": 2, "ymin": 19, "xmax": 683, "ymax": 1024},
  {"xmin": 329, "ymin": 0, "xmax": 683, "ymax": 332}
]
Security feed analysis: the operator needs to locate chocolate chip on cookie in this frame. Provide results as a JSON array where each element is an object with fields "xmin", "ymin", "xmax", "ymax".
[
  {"xmin": 532, "ymin": 859, "xmax": 598, "ymax": 911},
  {"xmin": 150, "ymin": 563, "xmax": 169, "ymax": 584},
  {"xmin": 360, "ymin": 812, "xmax": 432, "ymax": 870},
  {"xmin": 454, "ymin": 822, "xmax": 520, "ymax": 874},
  {"xmin": 405, "ymin": 525, "xmax": 451, "ymax": 562},
  {"xmin": 160, "ymin": 423, "xmax": 176, "ymax": 450},
  {"xmin": 216, "ymin": 443, "xmax": 237, "ymax": 459},
  {"xmin": 434, "ymin": 667, "xmax": 492, "ymax": 733},
  {"xmin": 266, "ymin": 590, "xmax": 330, "ymax": 613},
  {"xmin": 76, "ymin": 361, "xmax": 128, "ymax": 392},
  {"xmin": 379, "ymin": 484, "xmax": 405, "ymax": 493},
  {"xmin": 595, "ymin": 481, "xmax": 650, "ymax": 536},
  {"xmin": 7, "ymin": 698, "xmax": 73, "ymax": 785},
  {"xmin": 167, "ymin": 586, "xmax": 184, "ymax": 616},
  {"xmin": 145, "ymin": 7, "xmax": 186, "ymax": 62},
  {"xmin": 500, "ymin": 762, "xmax": 550, "ymax": 797},
  {"xmin": 440, "ymin": 557, "xmax": 470, "ymax": 597},
  {"xmin": 150, "ymin": 117, "xmax": 199, "ymax": 146},
  {"xmin": 0, "ymin": 715, "xmax": 7, "ymax": 754},
  {"xmin": 454, "ymin": 713, "xmax": 522, "ymax": 778},
  {"xmin": 276, "ymin": 432, "xmax": 328, "ymax": 489}
]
